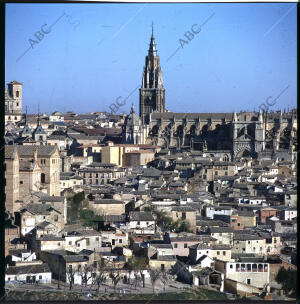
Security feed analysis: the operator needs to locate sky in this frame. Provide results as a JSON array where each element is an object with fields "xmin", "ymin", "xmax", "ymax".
[{"xmin": 5, "ymin": 3, "xmax": 297, "ymax": 114}]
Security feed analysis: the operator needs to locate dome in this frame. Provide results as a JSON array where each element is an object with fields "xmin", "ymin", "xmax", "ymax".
[
  {"xmin": 126, "ymin": 104, "xmax": 141, "ymax": 126},
  {"xmin": 52, "ymin": 111, "xmax": 63, "ymax": 116}
]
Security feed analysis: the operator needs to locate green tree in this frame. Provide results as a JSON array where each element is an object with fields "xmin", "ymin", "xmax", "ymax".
[
  {"xmin": 176, "ymin": 220, "xmax": 192, "ymax": 233},
  {"xmin": 79, "ymin": 209, "xmax": 103, "ymax": 227},
  {"xmin": 67, "ymin": 191, "xmax": 85, "ymax": 223},
  {"xmin": 275, "ymin": 267, "xmax": 297, "ymax": 296}
]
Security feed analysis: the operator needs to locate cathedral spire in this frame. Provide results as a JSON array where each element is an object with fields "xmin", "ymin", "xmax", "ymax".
[
  {"xmin": 148, "ymin": 22, "xmax": 157, "ymax": 57},
  {"xmin": 140, "ymin": 24, "xmax": 165, "ymax": 125}
]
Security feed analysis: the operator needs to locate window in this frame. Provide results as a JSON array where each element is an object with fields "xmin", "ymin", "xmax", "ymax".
[
  {"xmin": 215, "ymin": 171, "xmax": 218, "ymax": 176},
  {"xmin": 16, "ymin": 91, "xmax": 19, "ymax": 97},
  {"xmin": 20, "ymin": 181, "xmax": 23, "ymax": 184},
  {"xmin": 184, "ymin": 243, "xmax": 187, "ymax": 248},
  {"xmin": 41, "ymin": 173, "xmax": 46, "ymax": 183},
  {"xmin": 217, "ymin": 251, "xmax": 220, "ymax": 255},
  {"xmin": 237, "ymin": 223, "xmax": 241, "ymax": 226},
  {"xmin": 174, "ymin": 243, "xmax": 178, "ymax": 248},
  {"xmin": 230, "ymin": 264, "xmax": 233, "ymax": 269},
  {"xmin": 223, "ymin": 251, "xmax": 226, "ymax": 256},
  {"xmin": 182, "ymin": 212, "xmax": 186, "ymax": 220},
  {"xmin": 69, "ymin": 241, "xmax": 72, "ymax": 245},
  {"xmin": 77, "ymin": 243, "xmax": 80, "ymax": 247},
  {"xmin": 248, "ymin": 241, "xmax": 250, "ymax": 244},
  {"xmin": 8, "ymin": 278, "xmax": 10, "ymax": 281},
  {"xmin": 119, "ymin": 239, "xmax": 122, "ymax": 244},
  {"xmin": 54, "ymin": 215, "xmax": 58, "ymax": 222},
  {"xmin": 247, "ymin": 278, "xmax": 251, "ymax": 285},
  {"xmin": 58, "ymin": 242, "xmax": 60, "ymax": 246},
  {"xmin": 43, "ymin": 216, "xmax": 46, "ymax": 219},
  {"xmin": 39, "ymin": 275, "xmax": 42, "ymax": 279},
  {"xmin": 96, "ymin": 237, "xmax": 99, "ymax": 242},
  {"xmin": 86, "ymin": 238, "xmax": 90, "ymax": 246}
]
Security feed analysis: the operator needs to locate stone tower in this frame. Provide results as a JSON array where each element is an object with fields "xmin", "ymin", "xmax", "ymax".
[
  {"xmin": 139, "ymin": 24, "xmax": 165, "ymax": 125},
  {"xmin": 5, "ymin": 80, "xmax": 23, "ymax": 124},
  {"xmin": 6, "ymin": 80, "xmax": 23, "ymax": 114}
]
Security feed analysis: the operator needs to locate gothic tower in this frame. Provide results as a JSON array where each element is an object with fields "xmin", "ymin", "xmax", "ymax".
[{"xmin": 139, "ymin": 24, "xmax": 165, "ymax": 125}]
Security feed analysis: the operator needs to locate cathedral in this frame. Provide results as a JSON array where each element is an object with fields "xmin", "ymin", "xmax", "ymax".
[{"xmin": 123, "ymin": 26, "xmax": 297, "ymax": 161}]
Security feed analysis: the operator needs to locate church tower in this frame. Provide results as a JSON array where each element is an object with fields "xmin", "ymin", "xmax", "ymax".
[{"xmin": 139, "ymin": 24, "xmax": 165, "ymax": 125}]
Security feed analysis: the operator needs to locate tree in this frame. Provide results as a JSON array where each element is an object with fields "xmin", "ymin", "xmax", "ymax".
[
  {"xmin": 126, "ymin": 257, "xmax": 148, "ymax": 288},
  {"xmin": 77, "ymin": 265, "xmax": 93, "ymax": 290},
  {"xmin": 173, "ymin": 220, "xmax": 192, "ymax": 233},
  {"xmin": 110, "ymin": 270, "xmax": 121, "ymax": 293},
  {"xmin": 149, "ymin": 269, "xmax": 161, "ymax": 293},
  {"xmin": 66, "ymin": 265, "xmax": 76, "ymax": 290},
  {"xmin": 67, "ymin": 192, "xmax": 85, "ymax": 223},
  {"xmin": 92, "ymin": 271, "xmax": 106, "ymax": 294},
  {"xmin": 160, "ymin": 269, "xmax": 169, "ymax": 292},
  {"xmin": 152, "ymin": 209, "xmax": 174, "ymax": 232},
  {"xmin": 275, "ymin": 267, "xmax": 297, "ymax": 296}
]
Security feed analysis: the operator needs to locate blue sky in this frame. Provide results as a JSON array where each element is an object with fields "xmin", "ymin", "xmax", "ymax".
[{"xmin": 5, "ymin": 3, "xmax": 297, "ymax": 114}]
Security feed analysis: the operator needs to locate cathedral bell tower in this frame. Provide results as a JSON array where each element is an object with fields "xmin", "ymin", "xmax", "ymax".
[{"xmin": 139, "ymin": 23, "xmax": 165, "ymax": 125}]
